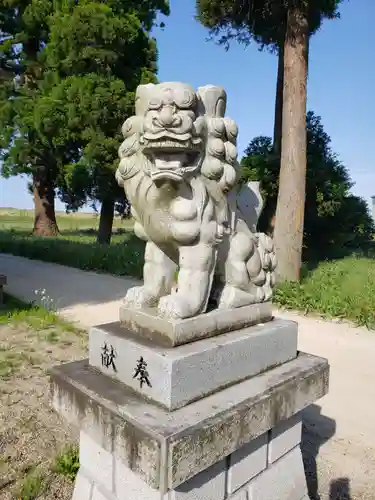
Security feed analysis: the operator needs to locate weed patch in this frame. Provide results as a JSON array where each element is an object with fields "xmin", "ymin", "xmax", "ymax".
[
  {"xmin": 18, "ymin": 468, "xmax": 46, "ymax": 500},
  {"xmin": 52, "ymin": 445, "xmax": 80, "ymax": 482}
]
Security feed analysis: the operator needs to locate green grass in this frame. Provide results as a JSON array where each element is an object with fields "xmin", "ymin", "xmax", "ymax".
[
  {"xmin": 0, "ymin": 347, "xmax": 32, "ymax": 379},
  {"xmin": 0, "ymin": 229, "xmax": 144, "ymax": 278},
  {"xmin": 0, "ymin": 208, "xmax": 144, "ymax": 277},
  {"xmin": 18, "ymin": 468, "xmax": 46, "ymax": 500},
  {"xmin": 276, "ymin": 256, "xmax": 375, "ymax": 329},
  {"xmin": 52, "ymin": 445, "xmax": 80, "ymax": 482},
  {"xmin": 0, "ymin": 294, "xmax": 83, "ymax": 380},
  {"xmin": 0, "ymin": 293, "xmax": 79, "ymax": 332},
  {"xmin": 1, "ymin": 209, "xmax": 375, "ymax": 329},
  {"xmin": 0, "ymin": 207, "xmax": 133, "ymax": 232}
]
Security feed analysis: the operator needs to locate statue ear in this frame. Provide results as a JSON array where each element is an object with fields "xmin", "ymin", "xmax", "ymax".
[{"xmin": 196, "ymin": 85, "xmax": 227, "ymax": 118}]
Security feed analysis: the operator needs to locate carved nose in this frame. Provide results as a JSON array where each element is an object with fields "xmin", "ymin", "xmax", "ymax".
[{"xmin": 158, "ymin": 106, "xmax": 175, "ymax": 127}]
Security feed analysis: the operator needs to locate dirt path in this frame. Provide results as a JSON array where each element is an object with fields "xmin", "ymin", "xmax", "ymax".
[
  {"xmin": 0, "ymin": 321, "xmax": 86, "ymax": 499},
  {"xmin": 1, "ymin": 253, "xmax": 375, "ymax": 499}
]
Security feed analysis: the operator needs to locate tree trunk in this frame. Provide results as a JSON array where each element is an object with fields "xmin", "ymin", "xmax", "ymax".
[
  {"xmin": 97, "ymin": 199, "xmax": 115, "ymax": 244},
  {"xmin": 273, "ymin": 42, "xmax": 284, "ymax": 156},
  {"xmin": 32, "ymin": 175, "xmax": 59, "ymax": 236},
  {"xmin": 273, "ymin": 7, "xmax": 309, "ymax": 282}
]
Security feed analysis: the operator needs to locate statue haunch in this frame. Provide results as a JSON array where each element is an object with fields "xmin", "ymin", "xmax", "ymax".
[{"xmin": 116, "ymin": 82, "xmax": 277, "ymax": 320}]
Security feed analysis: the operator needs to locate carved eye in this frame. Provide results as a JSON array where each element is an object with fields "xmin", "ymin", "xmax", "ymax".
[
  {"xmin": 148, "ymin": 97, "xmax": 162, "ymax": 109},
  {"xmin": 175, "ymin": 89, "xmax": 196, "ymax": 109}
]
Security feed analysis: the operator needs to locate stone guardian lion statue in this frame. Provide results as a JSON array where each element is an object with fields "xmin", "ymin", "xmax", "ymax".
[{"xmin": 116, "ymin": 82, "xmax": 277, "ymax": 320}]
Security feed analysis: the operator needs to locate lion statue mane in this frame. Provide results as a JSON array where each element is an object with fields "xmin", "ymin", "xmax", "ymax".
[{"xmin": 116, "ymin": 82, "xmax": 277, "ymax": 320}]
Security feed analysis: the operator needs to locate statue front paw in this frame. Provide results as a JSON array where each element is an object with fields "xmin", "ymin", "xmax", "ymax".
[
  {"xmin": 123, "ymin": 286, "xmax": 158, "ymax": 309},
  {"xmin": 157, "ymin": 292, "xmax": 193, "ymax": 320}
]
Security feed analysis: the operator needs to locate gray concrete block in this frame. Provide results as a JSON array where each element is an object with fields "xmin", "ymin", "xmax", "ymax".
[
  {"xmin": 248, "ymin": 446, "xmax": 307, "ymax": 500},
  {"xmin": 72, "ymin": 469, "xmax": 94, "ymax": 500},
  {"xmin": 119, "ymin": 302, "xmax": 273, "ymax": 347},
  {"xmin": 113, "ymin": 423, "xmax": 161, "ymax": 489},
  {"xmin": 50, "ymin": 351, "xmax": 329, "ymax": 493},
  {"xmin": 227, "ymin": 434, "xmax": 267, "ymax": 494},
  {"xmin": 80, "ymin": 431, "xmax": 114, "ymax": 494},
  {"xmin": 92, "ymin": 485, "xmax": 116, "ymax": 500},
  {"xmin": 89, "ymin": 319, "xmax": 298, "ymax": 410},
  {"xmin": 169, "ymin": 460, "xmax": 226, "ymax": 500},
  {"xmin": 114, "ymin": 455, "xmax": 163, "ymax": 500},
  {"xmin": 228, "ymin": 489, "xmax": 248, "ymax": 500},
  {"xmin": 268, "ymin": 413, "xmax": 302, "ymax": 464}
]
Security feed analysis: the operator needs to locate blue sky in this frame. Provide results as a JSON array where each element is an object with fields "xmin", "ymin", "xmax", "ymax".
[{"xmin": 1, "ymin": 0, "xmax": 374, "ymax": 210}]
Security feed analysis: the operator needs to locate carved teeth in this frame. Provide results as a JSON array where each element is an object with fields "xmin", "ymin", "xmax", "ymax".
[{"xmin": 143, "ymin": 139, "xmax": 201, "ymax": 151}]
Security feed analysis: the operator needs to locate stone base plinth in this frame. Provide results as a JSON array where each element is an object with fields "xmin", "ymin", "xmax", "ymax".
[
  {"xmin": 119, "ymin": 302, "xmax": 273, "ymax": 347},
  {"xmin": 50, "ymin": 352, "xmax": 329, "ymax": 496},
  {"xmin": 89, "ymin": 319, "xmax": 298, "ymax": 410},
  {"xmin": 72, "ymin": 417, "xmax": 308, "ymax": 500}
]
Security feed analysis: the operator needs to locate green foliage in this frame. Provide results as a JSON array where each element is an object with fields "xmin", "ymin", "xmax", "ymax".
[
  {"xmin": 53, "ymin": 445, "xmax": 80, "ymax": 482},
  {"xmin": 0, "ymin": 0, "xmax": 169, "ymax": 214},
  {"xmin": 18, "ymin": 468, "xmax": 46, "ymax": 500},
  {"xmin": 196, "ymin": 0, "xmax": 343, "ymax": 50},
  {"xmin": 0, "ymin": 0, "xmax": 56, "ymax": 178},
  {"xmin": 241, "ymin": 111, "xmax": 375, "ymax": 260},
  {"xmin": 0, "ymin": 230, "xmax": 144, "ymax": 278},
  {"xmin": 276, "ymin": 256, "xmax": 375, "ymax": 329}
]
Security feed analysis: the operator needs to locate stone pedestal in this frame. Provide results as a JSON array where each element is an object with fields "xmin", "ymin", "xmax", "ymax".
[{"xmin": 50, "ymin": 308, "xmax": 329, "ymax": 500}]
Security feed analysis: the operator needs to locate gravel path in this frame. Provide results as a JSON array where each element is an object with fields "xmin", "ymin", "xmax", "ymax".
[{"xmin": 1, "ymin": 253, "xmax": 375, "ymax": 499}]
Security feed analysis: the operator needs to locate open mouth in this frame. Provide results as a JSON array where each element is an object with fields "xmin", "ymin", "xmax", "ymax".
[{"xmin": 143, "ymin": 138, "xmax": 202, "ymax": 181}]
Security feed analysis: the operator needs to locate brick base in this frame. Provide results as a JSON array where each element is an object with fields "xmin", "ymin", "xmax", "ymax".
[{"xmin": 72, "ymin": 413, "xmax": 307, "ymax": 500}]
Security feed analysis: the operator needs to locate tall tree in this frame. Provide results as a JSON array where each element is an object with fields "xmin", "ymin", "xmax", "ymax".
[
  {"xmin": 0, "ymin": 0, "xmax": 169, "ymax": 240},
  {"xmin": 273, "ymin": 3, "xmax": 310, "ymax": 281},
  {"xmin": 240, "ymin": 111, "xmax": 375, "ymax": 261},
  {"xmin": 0, "ymin": 0, "xmax": 59, "ymax": 235},
  {"xmin": 44, "ymin": 0, "xmax": 169, "ymax": 243},
  {"xmin": 196, "ymin": 0, "xmax": 342, "ymax": 280}
]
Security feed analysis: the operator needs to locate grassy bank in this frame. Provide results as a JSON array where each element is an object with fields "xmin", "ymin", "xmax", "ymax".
[
  {"xmin": 1, "ymin": 209, "xmax": 374, "ymax": 329},
  {"xmin": 276, "ymin": 256, "xmax": 375, "ymax": 329}
]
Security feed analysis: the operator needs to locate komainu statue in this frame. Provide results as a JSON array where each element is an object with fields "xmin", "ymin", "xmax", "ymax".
[{"xmin": 116, "ymin": 82, "xmax": 277, "ymax": 320}]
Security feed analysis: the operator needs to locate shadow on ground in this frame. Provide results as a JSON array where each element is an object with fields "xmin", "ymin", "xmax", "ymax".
[{"xmin": 302, "ymin": 405, "xmax": 352, "ymax": 500}]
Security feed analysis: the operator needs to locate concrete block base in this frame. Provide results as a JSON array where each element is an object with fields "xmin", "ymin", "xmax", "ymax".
[
  {"xmin": 71, "ymin": 413, "xmax": 307, "ymax": 500},
  {"xmin": 50, "ymin": 351, "xmax": 328, "ymax": 493}
]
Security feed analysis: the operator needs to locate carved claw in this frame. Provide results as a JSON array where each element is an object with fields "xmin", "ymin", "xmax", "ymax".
[
  {"xmin": 157, "ymin": 292, "xmax": 193, "ymax": 320},
  {"xmin": 123, "ymin": 286, "xmax": 159, "ymax": 309},
  {"xmin": 218, "ymin": 285, "xmax": 264, "ymax": 309}
]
